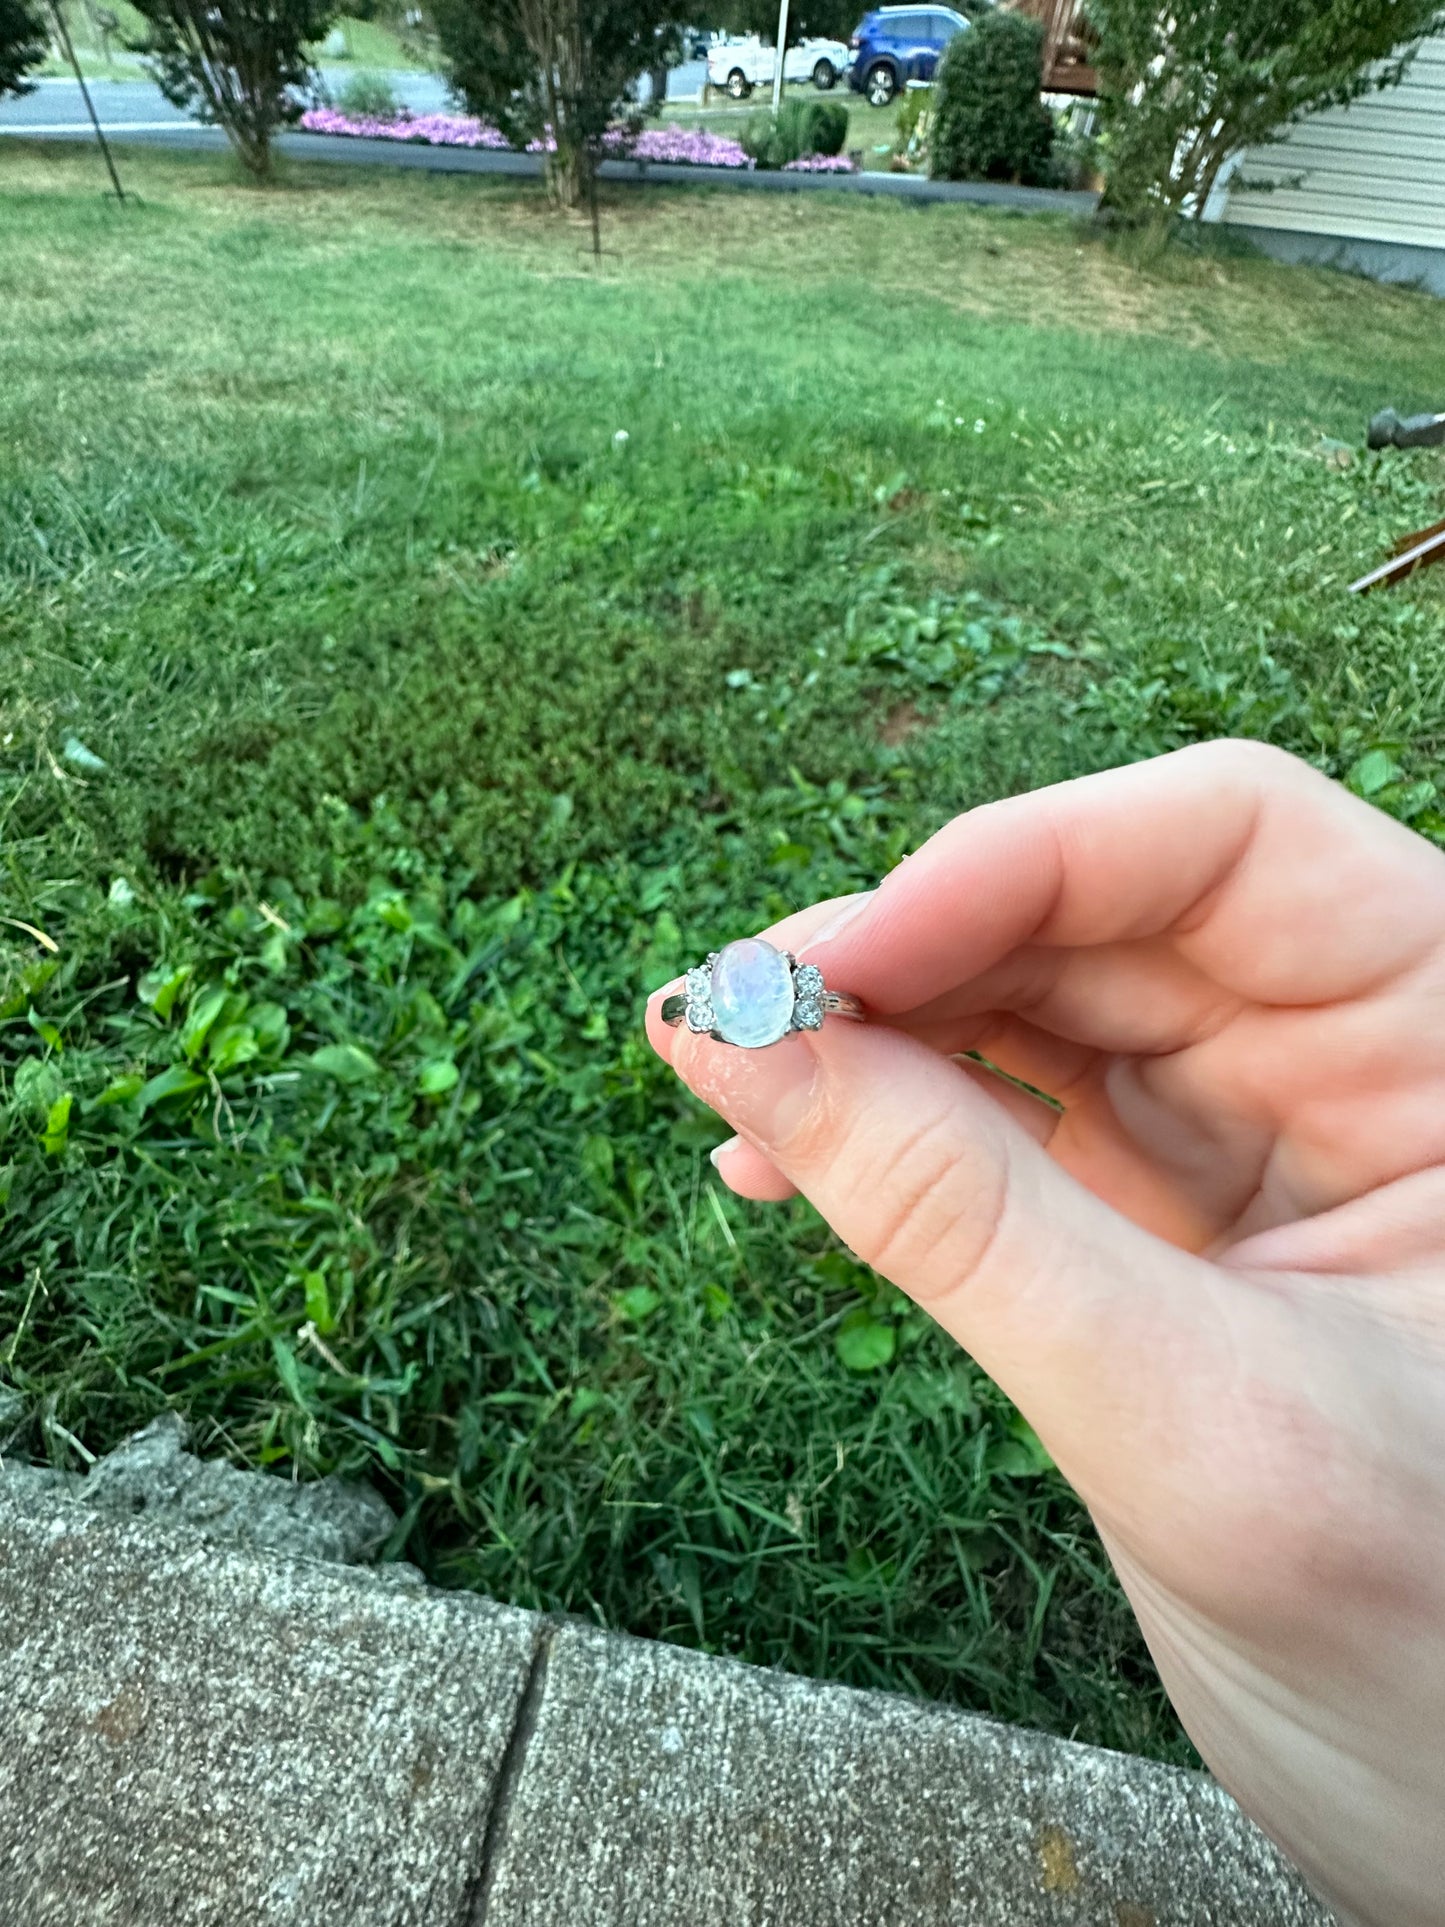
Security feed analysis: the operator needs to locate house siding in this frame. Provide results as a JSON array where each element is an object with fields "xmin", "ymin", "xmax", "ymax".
[{"xmin": 1220, "ymin": 31, "xmax": 1445, "ymax": 251}]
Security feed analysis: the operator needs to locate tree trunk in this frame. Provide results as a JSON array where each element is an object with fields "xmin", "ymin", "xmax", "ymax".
[
  {"xmin": 225, "ymin": 113, "xmax": 270, "ymax": 179},
  {"xmin": 648, "ymin": 61, "xmax": 667, "ymax": 115},
  {"xmin": 544, "ymin": 139, "xmax": 586, "ymax": 208},
  {"xmin": 543, "ymin": 0, "xmax": 590, "ymax": 211}
]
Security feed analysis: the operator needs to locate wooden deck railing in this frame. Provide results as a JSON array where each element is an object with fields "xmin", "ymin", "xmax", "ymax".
[{"xmin": 1010, "ymin": 0, "xmax": 1098, "ymax": 96}]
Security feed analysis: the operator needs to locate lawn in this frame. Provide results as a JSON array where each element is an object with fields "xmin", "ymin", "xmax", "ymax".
[
  {"xmin": 659, "ymin": 88, "xmax": 902, "ymax": 169},
  {"xmin": 3, "ymin": 142, "xmax": 1443, "ymax": 1765},
  {"xmin": 39, "ymin": 3, "xmax": 428, "ymax": 76}
]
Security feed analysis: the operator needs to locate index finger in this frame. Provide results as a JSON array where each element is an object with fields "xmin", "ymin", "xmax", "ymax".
[{"xmin": 805, "ymin": 741, "xmax": 1445, "ymax": 1015}]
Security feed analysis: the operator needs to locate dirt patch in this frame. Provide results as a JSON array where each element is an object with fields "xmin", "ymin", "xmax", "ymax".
[{"xmin": 879, "ymin": 700, "xmax": 929, "ymax": 747}]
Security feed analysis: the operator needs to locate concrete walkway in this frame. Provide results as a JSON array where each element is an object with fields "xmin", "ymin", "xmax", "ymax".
[
  {"xmin": 0, "ymin": 118, "xmax": 1100, "ymax": 214},
  {"xmin": 0, "ymin": 1422, "xmax": 1333, "ymax": 1926}
]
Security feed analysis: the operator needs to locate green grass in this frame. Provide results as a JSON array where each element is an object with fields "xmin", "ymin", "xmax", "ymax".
[
  {"xmin": 38, "ymin": 5, "xmax": 429, "ymax": 75},
  {"xmin": 662, "ymin": 88, "xmax": 902, "ymax": 169},
  {"xmin": 317, "ymin": 15, "xmax": 433, "ymax": 71},
  {"xmin": 3, "ymin": 143, "xmax": 1444, "ymax": 1763}
]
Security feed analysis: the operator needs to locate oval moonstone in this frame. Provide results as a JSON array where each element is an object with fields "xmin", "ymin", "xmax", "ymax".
[{"xmin": 710, "ymin": 938, "xmax": 795, "ymax": 1049}]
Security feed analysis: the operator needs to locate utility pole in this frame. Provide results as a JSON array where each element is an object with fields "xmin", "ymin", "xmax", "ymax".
[
  {"xmin": 771, "ymin": 0, "xmax": 790, "ymax": 113},
  {"xmin": 47, "ymin": 0, "xmax": 125, "ymax": 202}
]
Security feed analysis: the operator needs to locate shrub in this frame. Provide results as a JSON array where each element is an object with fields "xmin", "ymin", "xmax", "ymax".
[
  {"xmin": 1047, "ymin": 119, "xmax": 1101, "ymax": 191},
  {"xmin": 740, "ymin": 107, "xmax": 789, "ymax": 167},
  {"xmin": 130, "ymin": 0, "xmax": 338, "ymax": 176},
  {"xmin": 1091, "ymin": 0, "xmax": 1445, "ymax": 224},
  {"xmin": 338, "ymin": 68, "xmax": 402, "ymax": 118},
  {"xmin": 0, "ymin": 0, "xmax": 47, "ymax": 101},
  {"xmin": 929, "ymin": 10, "xmax": 1053, "ymax": 185},
  {"xmin": 434, "ymin": 0, "xmax": 679, "ymax": 209},
  {"xmin": 741, "ymin": 95, "xmax": 848, "ymax": 167},
  {"xmin": 803, "ymin": 96, "xmax": 848, "ymax": 156},
  {"xmin": 893, "ymin": 87, "xmax": 928, "ymax": 167}
]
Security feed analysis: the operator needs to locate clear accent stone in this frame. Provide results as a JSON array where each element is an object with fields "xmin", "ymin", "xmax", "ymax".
[
  {"xmin": 792, "ymin": 962, "xmax": 825, "ymax": 1030},
  {"xmin": 684, "ymin": 964, "xmax": 715, "ymax": 1034},
  {"xmin": 710, "ymin": 939, "xmax": 795, "ymax": 1049}
]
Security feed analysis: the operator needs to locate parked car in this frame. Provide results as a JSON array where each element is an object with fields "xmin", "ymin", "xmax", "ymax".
[
  {"xmin": 846, "ymin": 6, "xmax": 971, "ymax": 105},
  {"xmin": 707, "ymin": 34, "xmax": 853, "ymax": 98}
]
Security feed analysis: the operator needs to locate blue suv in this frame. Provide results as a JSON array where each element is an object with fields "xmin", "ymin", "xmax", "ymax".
[{"xmin": 847, "ymin": 6, "xmax": 972, "ymax": 105}]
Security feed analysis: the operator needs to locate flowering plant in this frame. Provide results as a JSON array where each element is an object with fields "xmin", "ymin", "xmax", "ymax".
[
  {"xmin": 300, "ymin": 106, "xmax": 754, "ymax": 168},
  {"xmin": 299, "ymin": 107, "xmax": 510, "ymax": 148},
  {"xmin": 618, "ymin": 126, "xmax": 754, "ymax": 168}
]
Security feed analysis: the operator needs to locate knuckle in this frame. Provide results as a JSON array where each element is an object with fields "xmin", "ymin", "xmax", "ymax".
[
  {"xmin": 853, "ymin": 1107, "xmax": 1008, "ymax": 1300},
  {"xmin": 1178, "ymin": 737, "xmax": 1306, "ymax": 786}
]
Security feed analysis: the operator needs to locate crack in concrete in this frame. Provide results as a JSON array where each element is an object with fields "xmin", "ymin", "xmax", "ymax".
[{"xmin": 464, "ymin": 1619, "xmax": 555, "ymax": 1926}]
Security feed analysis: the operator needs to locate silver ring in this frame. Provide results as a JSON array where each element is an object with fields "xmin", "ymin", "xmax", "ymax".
[{"xmin": 660, "ymin": 937, "xmax": 865, "ymax": 1049}]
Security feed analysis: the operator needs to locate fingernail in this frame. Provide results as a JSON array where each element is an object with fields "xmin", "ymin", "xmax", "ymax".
[
  {"xmin": 802, "ymin": 891, "xmax": 876, "ymax": 954},
  {"xmin": 709, "ymin": 1137, "xmax": 739, "ymax": 1171}
]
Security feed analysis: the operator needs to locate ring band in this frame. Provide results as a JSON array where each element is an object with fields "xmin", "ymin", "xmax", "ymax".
[{"xmin": 659, "ymin": 937, "xmax": 866, "ymax": 1049}]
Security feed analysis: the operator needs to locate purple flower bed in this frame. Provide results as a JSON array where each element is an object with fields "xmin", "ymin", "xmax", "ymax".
[
  {"xmin": 300, "ymin": 107, "xmax": 510, "ymax": 148},
  {"xmin": 298, "ymin": 107, "xmax": 752, "ymax": 169},
  {"xmin": 781, "ymin": 153, "xmax": 858, "ymax": 173},
  {"xmin": 617, "ymin": 127, "xmax": 754, "ymax": 169}
]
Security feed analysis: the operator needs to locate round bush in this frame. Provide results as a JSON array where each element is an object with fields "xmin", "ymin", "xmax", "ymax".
[
  {"xmin": 929, "ymin": 11, "xmax": 1053, "ymax": 185},
  {"xmin": 802, "ymin": 98, "xmax": 848, "ymax": 157},
  {"xmin": 338, "ymin": 69, "xmax": 403, "ymax": 121},
  {"xmin": 743, "ymin": 96, "xmax": 850, "ymax": 168}
]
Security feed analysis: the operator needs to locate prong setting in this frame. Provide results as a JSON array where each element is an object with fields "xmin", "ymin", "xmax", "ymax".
[
  {"xmin": 660, "ymin": 943, "xmax": 863, "ymax": 1045},
  {"xmin": 791, "ymin": 962, "xmax": 826, "ymax": 1031},
  {"xmin": 684, "ymin": 962, "xmax": 716, "ymax": 1034}
]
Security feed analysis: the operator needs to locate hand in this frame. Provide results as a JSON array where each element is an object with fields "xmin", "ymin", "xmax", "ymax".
[{"xmin": 646, "ymin": 741, "xmax": 1445, "ymax": 1927}]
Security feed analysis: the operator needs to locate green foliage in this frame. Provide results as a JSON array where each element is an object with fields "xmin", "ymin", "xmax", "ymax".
[
  {"xmin": 836, "ymin": 1307, "xmax": 897, "ymax": 1372},
  {"xmin": 336, "ymin": 66, "xmax": 401, "ymax": 116},
  {"xmin": 0, "ymin": 0, "xmax": 46, "ymax": 99},
  {"xmin": 1090, "ymin": 0, "xmax": 1445, "ymax": 223},
  {"xmin": 708, "ymin": 0, "xmax": 854, "ymax": 45},
  {"xmin": 893, "ymin": 86, "xmax": 928, "ymax": 166},
  {"xmin": 742, "ymin": 95, "xmax": 849, "ymax": 166},
  {"xmin": 129, "ymin": 0, "xmax": 337, "ymax": 175},
  {"xmin": 433, "ymin": 0, "xmax": 675, "ymax": 207},
  {"xmin": 1047, "ymin": 116, "xmax": 1101, "ymax": 191},
  {"xmin": 4, "ymin": 146, "xmax": 1445, "ymax": 1761},
  {"xmin": 740, "ymin": 106, "xmax": 789, "ymax": 167},
  {"xmin": 803, "ymin": 95, "xmax": 848, "ymax": 155},
  {"xmin": 929, "ymin": 10, "xmax": 1053, "ymax": 186}
]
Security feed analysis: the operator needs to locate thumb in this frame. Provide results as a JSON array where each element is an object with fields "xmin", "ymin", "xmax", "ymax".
[{"xmin": 658, "ymin": 1011, "xmax": 1250, "ymax": 1547}]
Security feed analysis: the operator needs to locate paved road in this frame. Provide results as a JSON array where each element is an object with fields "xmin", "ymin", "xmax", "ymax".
[
  {"xmin": 0, "ymin": 68, "xmax": 451, "ymax": 133},
  {"xmin": 0, "ymin": 63, "xmax": 708, "ymax": 136}
]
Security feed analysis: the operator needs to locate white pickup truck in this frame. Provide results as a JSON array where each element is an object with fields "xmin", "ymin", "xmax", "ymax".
[{"xmin": 706, "ymin": 34, "xmax": 852, "ymax": 97}]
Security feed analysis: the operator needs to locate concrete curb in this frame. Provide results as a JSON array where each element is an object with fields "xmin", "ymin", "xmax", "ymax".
[
  {"xmin": 0, "ymin": 122, "xmax": 1100, "ymax": 214},
  {"xmin": 0, "ymin": 1445, "xmax": 1333, "ymax": 1927}
]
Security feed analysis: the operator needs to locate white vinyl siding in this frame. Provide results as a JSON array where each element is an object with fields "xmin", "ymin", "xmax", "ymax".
[{"xmin": 1221, "ymin": 31, "xmax": 1445, "ymax": 250}]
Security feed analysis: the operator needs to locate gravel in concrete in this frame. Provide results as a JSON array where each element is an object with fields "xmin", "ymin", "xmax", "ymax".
[
  {"xmin": 478, "ymin": 1618, "xmax": 1335, "ymax": 1927},
  {"xmin": 0, "ymin": 1494, "xmax": 539, "ymax": 1927},
  {"xmin": 0, "ymin": 1448, "xmax": 1335, "ymax": 1927}
]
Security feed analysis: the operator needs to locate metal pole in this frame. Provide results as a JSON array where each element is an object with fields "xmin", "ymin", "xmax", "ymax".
[
  {"xmin": 48, "ymin": 0, "xmax": 126, "ymax": 202},
  {"xmin": 771, "ymin": 0, "xmax": 790, "ymax": 113}
]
